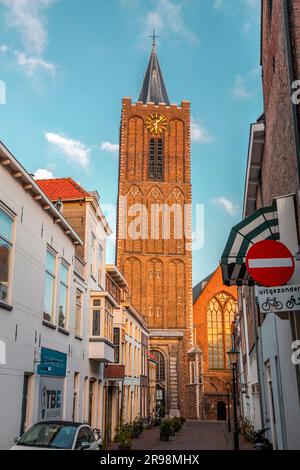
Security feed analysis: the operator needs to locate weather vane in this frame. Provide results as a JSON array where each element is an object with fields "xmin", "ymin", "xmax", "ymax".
[{"xmin": 150, "ymin": 29, "xmax": 159, "ymax": 47}]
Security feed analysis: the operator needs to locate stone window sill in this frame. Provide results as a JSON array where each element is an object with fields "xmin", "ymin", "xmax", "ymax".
[
  {"xmin": 58, "ymin": 326, "xmax": 70, "ymax": 336},
  {"xmin": 42, "ymin": 319, "xmax": 57, "ymax": 330},
  {"xmin": 0, "ymin": 301, "xmax": 13, "ymax": 311}
]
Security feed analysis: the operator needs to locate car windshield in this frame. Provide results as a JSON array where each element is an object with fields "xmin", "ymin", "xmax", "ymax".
[{"xmin": 17, "ymin": 423, "xmax": 77, "ymax": 449}]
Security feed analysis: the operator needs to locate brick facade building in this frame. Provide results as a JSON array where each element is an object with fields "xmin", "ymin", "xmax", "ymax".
[
  {"xmin": 221, "ymin": 1, "xmax": 300, "ymax": 449},
  {"xmin": 116, "ymin": 41, "xmax": 201, "ymax": 419},
  {"xmin": 259, "ymin": 0, "xmax": 300, "ymax": 227},
  {"xmin": 193, "ymin": 266, "xmax": 238, "ymax": 420}
]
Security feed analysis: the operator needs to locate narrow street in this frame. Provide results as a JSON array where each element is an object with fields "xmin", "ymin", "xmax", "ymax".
[
  {"xmin": 131, "ymin": 421, "xmax": 229, "ymax": 450},
  {"xmin": 110, "ymin": 420, "xmax": 250, "ymax": 451}
]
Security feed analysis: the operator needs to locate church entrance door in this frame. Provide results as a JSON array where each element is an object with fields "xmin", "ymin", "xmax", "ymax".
[{"xmin": 217, "ymin": 401, "xmax": 226, "ymax": 421}]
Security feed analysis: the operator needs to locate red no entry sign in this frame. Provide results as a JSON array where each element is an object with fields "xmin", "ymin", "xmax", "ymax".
[{"xmin": 246, "ymin": 240, "xmax": 295, "ymax": 287}]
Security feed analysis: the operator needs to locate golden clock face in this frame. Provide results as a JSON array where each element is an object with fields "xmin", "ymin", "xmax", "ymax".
[{"xmin": 146, "ymin": 113, "xmax": 168, "ymax": 135}]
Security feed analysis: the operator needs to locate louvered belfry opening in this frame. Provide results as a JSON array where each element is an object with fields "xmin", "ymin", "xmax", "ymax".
[{"xmin": 148, "ymin": 138, "xmax": 164, "ymax": 181}]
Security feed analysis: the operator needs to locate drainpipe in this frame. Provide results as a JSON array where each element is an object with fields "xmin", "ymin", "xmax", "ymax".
[
  {"xmin": 251, "ymin": 288, "xmax": 268, "ymax": 431},
  {"xmin": 274, "ymin": 319, "xmax": 288, "ymax": 449},
  {"xmin": 283, "ymin": 0, "xmax": 300, "ymax": 201}
]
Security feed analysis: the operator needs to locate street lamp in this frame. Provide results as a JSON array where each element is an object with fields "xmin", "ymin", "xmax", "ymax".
[
  {"xmin": 227, "ymin": 347, "xmax": 240, "ymax": 451},
  {"xmin": 225, "ymin": 382, "xmax": 231, "ymax": 433}
]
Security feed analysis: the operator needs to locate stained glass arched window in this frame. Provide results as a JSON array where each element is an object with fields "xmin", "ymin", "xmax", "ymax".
[
  {"xmin": 207, "ymin": 293, "xmax": 237, "ymax": 370},
  {"xmin": 207, "ymin": 298, "xmax": 224, "ymax": 369}
]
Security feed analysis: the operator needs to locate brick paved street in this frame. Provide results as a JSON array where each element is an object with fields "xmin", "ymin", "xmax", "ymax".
[
  {"xmin": 131, "ymin": 420, "xmax": 230, "ymax": 450},
  {"xmin": 109, "ymin": 421, "xmax": 238, "ymax": 451},
  {"xmin": 107, "ymin": 420, "xmax": 253, "ymax": 451}
]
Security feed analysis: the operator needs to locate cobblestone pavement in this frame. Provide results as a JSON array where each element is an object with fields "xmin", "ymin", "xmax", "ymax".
[
  {"xmin": 109, "ymin": 420, "xmax": 253, "ymax": 451},
  {"xmin": 132, "ymin": 421, "xmax": 229, "ymax": 450},
  {"xmin": 131, "ymin": 420, "xmax": 232, "ymax": 451}
]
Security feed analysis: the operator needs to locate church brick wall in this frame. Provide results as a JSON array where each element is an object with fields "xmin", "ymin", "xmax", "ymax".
[
  {"xmin": 193, "ymin": 266, "xmax": 237, "ymax": 420},
  {"xmin": 116, "ymin": 96, "xmax": 195, "ymax": 417}
]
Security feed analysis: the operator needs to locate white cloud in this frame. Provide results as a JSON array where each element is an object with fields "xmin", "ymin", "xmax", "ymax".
[
  {"xmin": 191, "ymin": 118, "xmax": 214, "ymax": 144},
  {"xmin": 122, "ymin": 0, "xmax": 198, "ymax": 46},
  {"xmin": 15, "ymin": 51, "xmax": 55, "ymax": 76},
  {"xmin": 100, "ymin": 142, "xmax": 119, "ymax": 153},
  {"xmin": 33, "ymin": 168, "xmax": 54, "ymax": 180},
  {"xmin": 214, "ymin": 0, "xmax": 259, "ymax": 11},
  {"xmin": 146, "ymin": 0, "xmax": 199, "ymax": 45},
  {"xmin": 231, "ymin": 74, "xmax": 252, "ymax": 100},
  {"xmin": 0, "ymin": 44, "xmax": 8, "ymax": 53},
  {"xmin": 0, "ymin": 0, "xmax": 54, "ymax": 55},
  {"xmin": 243, "ymin": 0, "xmax": 260, "ymax": 10},
  {"xmin": 231, "ymin": 68, "xmax": 259, "ymax": 101},
  {"xmin": 213, "ymin": 197, "xmax": 240, "ymax": 216},
  {"xmin": 45, "ymin": 132, "xmax": 91, "ymax": 168},
  {"xmin": 0, "ymin": 0, "xmax": 55, "ymax": 75},
  {"xmin": 241, "ymin": 0, "xmax": 260, "ymax": 33},
  {"xmin": 242, "ymin": 21, "xmax": 252, "ymax": 34},
  {"xmin": 213, "ymin": 0, "xmax": 223, "ymax": 8},
  {"xmin": 213, "ymin": 0, "xmax": 260, "ymax": 34}
]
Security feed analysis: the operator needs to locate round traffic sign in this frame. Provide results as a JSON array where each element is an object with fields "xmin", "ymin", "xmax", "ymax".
[{"xmin": 246, "ymin": 240, "xmax": 295, "ymax": 287}]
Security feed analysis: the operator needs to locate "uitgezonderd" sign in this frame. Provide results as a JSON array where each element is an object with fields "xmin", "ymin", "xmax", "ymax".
[{"xmin": 255, "ymin": 285, "xmax": 300, "ymax": 314}]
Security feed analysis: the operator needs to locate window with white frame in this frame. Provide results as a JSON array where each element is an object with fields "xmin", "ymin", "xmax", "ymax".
[
  {"xmin": 105, "ymin": 300, "xmax": 113, "ymax": 342},
  {"xmin": 92, "ymin": 299, "xmax": 101, "ymax": 336},
  {"xmin": 98, "ymin": 244, "xmax": 103, "ymax": 286},
  {"xmin": 90, "ymin": 233, "xmax": 96, "ymax": 278},
  {"xmin": 113, "ymin": 327, "xmax": 120, "ymax": 363},
  {"xmin": 58, "ymin": 262, "xmax": 69, "ymax": 329},
  {"xmin": 75, "ymin": 290, "xmax": 83, "ymax": 337},
  {"xmin": 0, "ymin": 207, "xmax": 13, "ymax": 303},
  {"xmin": 44, "ymin": 250, "xmax": 56, "ymax": 322}
]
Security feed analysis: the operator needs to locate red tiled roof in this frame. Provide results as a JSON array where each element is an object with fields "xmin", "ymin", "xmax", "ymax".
[{"xmin": 36, "ymin": 178, "xmax": 90, "ymax": 202}]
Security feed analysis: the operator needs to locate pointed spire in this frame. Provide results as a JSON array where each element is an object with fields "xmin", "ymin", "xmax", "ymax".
[{"xmin": 138, "ymin": 33, "xmax": 170, "ymax": 105}]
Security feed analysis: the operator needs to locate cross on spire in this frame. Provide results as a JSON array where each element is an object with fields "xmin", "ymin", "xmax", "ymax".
[
  {"xmin": 150, "ymin": 30, "xmax": 159, "ymax": 47},
  {"xmin": 138, "ymin": 31, "xmax": 170, "ymax": 105}
]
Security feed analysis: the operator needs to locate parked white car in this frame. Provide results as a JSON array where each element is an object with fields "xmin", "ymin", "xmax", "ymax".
[{"xmin": 10, "ymin": 421, "xmax": 103, "ymax": 450}]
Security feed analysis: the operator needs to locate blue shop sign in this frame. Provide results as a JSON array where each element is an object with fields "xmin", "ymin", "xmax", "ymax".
[{"xmin": 37, "ymin": 347, "xmax": 67, "ymax": 377}]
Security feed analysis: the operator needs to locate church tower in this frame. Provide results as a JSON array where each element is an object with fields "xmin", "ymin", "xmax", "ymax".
[{"xmin": 116, "ymin": 38, "xmax": 201, "ymax": 418}]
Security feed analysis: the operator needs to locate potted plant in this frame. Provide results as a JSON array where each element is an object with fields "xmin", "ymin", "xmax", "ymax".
[
  {"xmin": 131, "ymin": 418, "xmax": 142, "ymax": 439},
  {"xmin": 115, "ymin": 424, "xmax": 132, "ymax": 450},
  {"xmin": 138, "ymin": 417, "xmax": 144, "ymax": 435},
  {"xmin": 160, "ymin": 419, "xmax": 173, "ymax": 442},
  {"xmin": 240, "ymin": 418, "xmax": 254, "ymax": 443},
  {"xmin": 172, "ymin": 417, "xmax": 182, "ymax": 432}
]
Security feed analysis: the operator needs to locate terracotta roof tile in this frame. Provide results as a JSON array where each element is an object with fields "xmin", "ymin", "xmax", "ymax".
[{"xmin": 36, "ymin": 178, "xmax": 90, "ymax": 202}]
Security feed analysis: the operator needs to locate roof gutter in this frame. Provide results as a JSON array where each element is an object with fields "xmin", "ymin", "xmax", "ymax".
[
  {"xmin": 243, "ymin": 122, "xmax": 265, "ymax": 218},
  {"xmin": 0, "ymin": 142, "xmax": 82, "ymax": 246}
]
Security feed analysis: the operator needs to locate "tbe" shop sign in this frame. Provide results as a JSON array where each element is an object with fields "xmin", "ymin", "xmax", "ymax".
[{"xmin": 255, "ymin": 285, "xmax": 300, "ymax": 314}]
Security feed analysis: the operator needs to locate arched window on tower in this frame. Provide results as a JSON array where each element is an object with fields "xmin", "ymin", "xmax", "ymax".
[
  {"xmin": 151, "ymin": 350, "xmax": 165, "ymax": 381},
  {"xmin": 149, "ymin": 138, "xmax": 163, "ymax": 181},
  {"xmin": 207, "ymin": 294, "xmax": 237, "ymax": 370}
]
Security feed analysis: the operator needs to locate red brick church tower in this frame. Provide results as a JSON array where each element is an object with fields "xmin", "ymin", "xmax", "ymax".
[{"xmin": 116, "ymin": 37, "xmax": 202, "ymax": 418}]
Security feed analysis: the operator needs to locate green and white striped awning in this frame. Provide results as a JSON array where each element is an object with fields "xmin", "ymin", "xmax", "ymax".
[{"xmin": 221, "ymin": 203, "xmax": 279, "ymax": 286}]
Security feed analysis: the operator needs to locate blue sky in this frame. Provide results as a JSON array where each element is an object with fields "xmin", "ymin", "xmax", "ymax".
[{"xmin": 0, "ymin": 0, "xmax": 262, "ymax": 285}]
